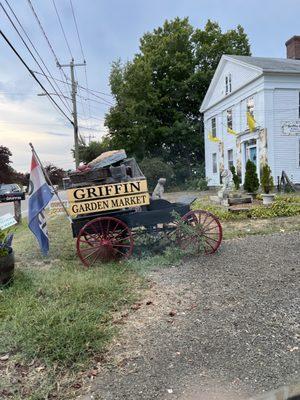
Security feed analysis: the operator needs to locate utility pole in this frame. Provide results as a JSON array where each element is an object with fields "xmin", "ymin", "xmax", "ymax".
[{"xmin": 60, "ymin": 59, "xmax": 86, "ymax": 169}]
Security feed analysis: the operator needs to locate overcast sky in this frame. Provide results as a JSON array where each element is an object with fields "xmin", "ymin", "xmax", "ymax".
[{"xmin": 1, "ymin": 0, "xmax": 299, "ymax": 172}]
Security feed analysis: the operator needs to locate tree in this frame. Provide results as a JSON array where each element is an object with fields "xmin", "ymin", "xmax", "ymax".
[
  {"xmin": 244, "ymin": 160, "xmax": 259, "ymax": 193},
  {"xmin": 140, "ymin": 157, "xmax": 174, "ymax": 191},
  {"xmin": 75, "ymin": 136, "xmax": 112, "ymax": 164},
  {"xmin": 105, "ymin": 18, "xmax": 250, "ymax": 183},
  {"xmin": 0, "ymin": 146, "xmax": 15, "ymax": 183},
  {"xmin": 261, "ymin": 164, "xmax": 274, "ymax": 194},
  {"xmin": 44, "ymin": 164, "xmax": 66, "ymax": 186}
]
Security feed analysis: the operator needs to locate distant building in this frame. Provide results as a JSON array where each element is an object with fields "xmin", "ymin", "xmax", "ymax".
[{"xmin": 200, "ymin": 36, "xmax": 300, "ymax": 187}]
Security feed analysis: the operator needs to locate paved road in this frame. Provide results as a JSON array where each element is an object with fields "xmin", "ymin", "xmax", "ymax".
[
  {"xmin": 79, "ymin": 232, "xmax": 300, "ymax": 400},
  {"xmin": 0, "ymin": 190, "xmax": 68, "ymax": 218}
]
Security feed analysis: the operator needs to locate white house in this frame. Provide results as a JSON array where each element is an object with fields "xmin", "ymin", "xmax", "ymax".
[{"xmin": 200, "ymin": 36, "xmax": 300, "ymax": 187}]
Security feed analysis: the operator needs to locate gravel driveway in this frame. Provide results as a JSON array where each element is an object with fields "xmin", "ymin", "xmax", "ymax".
[{"xmin": 79, "ymin": 232, "xmax": 300, "ymax": 400}]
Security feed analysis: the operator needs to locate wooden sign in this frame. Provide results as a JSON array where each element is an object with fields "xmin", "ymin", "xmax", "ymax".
[{"xmin": 67, "ymin": 180, "xmax": 150, "ymax": 217}]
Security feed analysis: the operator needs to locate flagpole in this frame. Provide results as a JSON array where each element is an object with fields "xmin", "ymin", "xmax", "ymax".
[{"xmin": 29, "ymin": 143, "xmax": 72, "ymax": 223}]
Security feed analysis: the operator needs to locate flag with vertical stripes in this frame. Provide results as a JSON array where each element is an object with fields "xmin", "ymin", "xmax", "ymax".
[{"xmin": 28, "ymin": 152, "xmax": 53, "ymax": 255}]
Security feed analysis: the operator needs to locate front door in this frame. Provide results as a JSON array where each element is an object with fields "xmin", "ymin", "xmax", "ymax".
[{"xmin": 249, "ymin": 146, "xmax": 257, "ymax": 166}]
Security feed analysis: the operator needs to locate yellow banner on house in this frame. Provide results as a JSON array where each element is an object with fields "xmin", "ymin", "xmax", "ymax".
[
  {"xmin": 227, "ymin": 127, "xmax": 237, "ymax": 135},
  {"xmin": 67, "ymin": 180, "xmax": 150, "ymax": 217},
  {"xmin": 247, "ymin": 112, "xmax": 256, "ymax": 132},
  {"xmin": 208, "ymin": 132, "xmax": 221, "ymax": 143}
]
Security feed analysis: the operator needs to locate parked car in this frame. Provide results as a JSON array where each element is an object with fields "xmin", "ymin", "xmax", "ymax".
[{"xmin": 0, "ymin": 184, "xmax": 25, "ymax": 202}]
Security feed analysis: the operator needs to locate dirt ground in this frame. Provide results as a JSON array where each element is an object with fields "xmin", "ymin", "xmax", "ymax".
[{"xmin": 78, "ymin": 232, "xmax": 300, "ymax": 400}]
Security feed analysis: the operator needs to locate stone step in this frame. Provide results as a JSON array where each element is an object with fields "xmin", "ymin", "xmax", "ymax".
[
  {"xmin": 228, "ymin": 197, "xmax": 252, "ymax": 205},
  {"xmin": 228, "ymin": 206, "xmax": 251, "ymax": 212}
]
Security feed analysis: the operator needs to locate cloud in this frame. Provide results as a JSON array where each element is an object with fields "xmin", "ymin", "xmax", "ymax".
[{"xmin": 45, "ymin": 131, "xmax": 70, "ymax": 137}]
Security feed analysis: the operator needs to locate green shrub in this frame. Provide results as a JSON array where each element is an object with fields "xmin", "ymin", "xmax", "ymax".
[
  {"xmin": 261, "ymin": 164, "xmax": 274, "ymax": 194},
  {"xmin": 244, "ymin": 160, "xmax": 259, "ymax": 193},
  {"xmin": 140, "ymin": 157, "xmax": 174, "ymax": 191},
  {"xmin": 192, "ymin": 197, "xmax": 300, "ymax": 221},
  {"xmin": 230, "ymin": 165, "xmax": 240, "ymax": 190}
]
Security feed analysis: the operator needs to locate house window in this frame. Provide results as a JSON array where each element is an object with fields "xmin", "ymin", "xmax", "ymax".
[
  {"xmin": 247, "ymin": 97, "xmax": 254, "ymax": 117},
  {"xmin": 212, "ymin": 153, "xmax": 217, "ymax": 173},
  {"xmin": 225, "ymin": 73, "xmax": 232, "ymax": 95},
  {"xmin": 228, "ymin": 149, "xmax": 233, "ymax": 169},
  {"xmin": 211, "ymin": 117, "xmax": 216, "ymax": 138},
  {"xmin": 227, "ymin": 109, "xmax": 233, "ymax": 129}
]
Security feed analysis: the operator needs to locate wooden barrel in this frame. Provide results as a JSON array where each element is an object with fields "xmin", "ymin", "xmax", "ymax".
[{"xmin": 0, "ymin": 249, "xmax": 15, "ymax": 285}]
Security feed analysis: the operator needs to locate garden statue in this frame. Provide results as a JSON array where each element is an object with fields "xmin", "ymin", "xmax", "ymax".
[
  {"xmin": 152, "ymin": 178, "xmax": 166, "ymax": 200},
  {"xmin": 218, "ymin": 169, "xmax": 233, "ymax": 201}
]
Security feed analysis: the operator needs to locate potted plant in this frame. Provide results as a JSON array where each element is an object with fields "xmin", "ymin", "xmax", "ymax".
[
  {"xmin": 261, "ymin": 163, "xmax": 275, "ymax": 205},
  {"xmin": 244, "ymin": 159, "xmax": 259, "ymax": 199},
  {"xmin": 0, "ymin": 229, "xmax": 14, "ymax": 285}
]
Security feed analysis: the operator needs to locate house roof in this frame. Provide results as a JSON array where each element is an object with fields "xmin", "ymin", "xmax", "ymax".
[
  {"xmin": 228, "ymin": 55, "xmax": 300, "ymax": 73},
  {"xmin": 200, "ymin": 55, "xmax": 300, "ymax": 112}
]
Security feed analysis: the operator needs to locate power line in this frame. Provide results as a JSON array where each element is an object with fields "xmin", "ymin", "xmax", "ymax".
[
  {"xmin": 32, "ymin": 70, "xmax": 114, "ymax": 106},
  {"xmin": 0, "ymin": 29, "xmax": 73, "ymax": 124},
  {"xmin": 26, "ymin": 0, "xmax": 69, "ymax": 81},
  {"xmin": 26, "ymin": 0, "xmax": 60, "ymax": 66},
  {"xmin": 68, "ymin": 0, "xmax": 94, "ymax": 128},
  {"xmin": 69, "ymin": 0, "xmax": 85, "ymax": 61},
  {"xmin": 51, "ymin": 0, "xmax": 73, "ymax": 59},
  {"xmin": 32, "ymin": 70, "xmax": 113, "ymax": 98},
  {"xmin": 1, "ymin": 0, "xmax": 72, "ymax": 113}
]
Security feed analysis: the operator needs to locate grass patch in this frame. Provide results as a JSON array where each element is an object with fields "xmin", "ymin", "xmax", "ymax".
[
  {"xmin": 0, "ymin": 215, "xmax": 144, "ymax": 398},
  {"xmin": 2, "ymin": 203, "xmax": 299, "ymax": 398},
  {"xmin": 0, "ymin": 267, "xmax": 138, "ymax": 367}
]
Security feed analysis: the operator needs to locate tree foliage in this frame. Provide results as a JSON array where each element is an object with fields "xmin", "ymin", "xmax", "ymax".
[
  {"xmin": 139, "ymin": 157, "xmax": 174, "ymax": 191},
  {"xmin": 0, "ymin": 146, "xmax": 14, "ymax": 183},
  {"xmin": 77, "ymin": 137, "xmax": 112, "ymax": 164},
  {"xmin": 105, "ymin": 18, "xmax": 250, "ymax": 183},
  {"xmin": 261, "ymin": 164, "xmax": 274, "ymax": 194},
  {"xmin": 244, "ymin": 160, "xmax": 259, "ymax": 193},
  {"xmin": 230, "ymin": 165, "xmax": 240, "ymax": 190},
  {"xmin": 0, "ymin": 146, "xmax": 28, "ymax": 185},
  {"xmin": 44, "ymin": 164, "xmax": 66, "ymax": 186}
]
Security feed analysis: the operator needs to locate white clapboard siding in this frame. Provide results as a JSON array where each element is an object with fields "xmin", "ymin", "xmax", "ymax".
[
  {"xmin": 205, "ymin": 59, "xmax": 261, "ymax": 110},
  {"xmin": 272, "ymin": 88, "xmax": 300, "ymax": 182}
]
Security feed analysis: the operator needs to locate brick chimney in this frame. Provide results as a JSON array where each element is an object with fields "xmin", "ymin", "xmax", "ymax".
[{"xmin": 286, "ymin": 36, "xmax": 300, "ymax": 59}]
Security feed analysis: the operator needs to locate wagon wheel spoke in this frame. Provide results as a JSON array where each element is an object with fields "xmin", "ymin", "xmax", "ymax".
[
  {"xmin": 111, "ymin": 221, "xmax": 121, "ymax": 233},
  {"xmin": 204, "ymin": 240, "xmax": 215, "ymax": 252},
  {"xmin": 204, "ymin": 224, "xmax": 219, "ymax": 233},
  {"xmin": 88, "ymin": 248, "xmax": 102, "ymax": 267},
  {"xmin": 202, "ymin": 234, "xmax": 219, "ymax": 243},
  {"xmin": 106, "ymin": 219, "xmax": 110, "ymax": 237},
  {"xmin": 82, "ymin": 247, "xmax": 101, "ymax": 260},
  {"xmin": 77, "ymin": 217, "xmax": 134, "ymax": 267},
  {"xmin": 176, "ymin": 210, "xmax": 222, "ymax": 255},
  {"xmin": 112, "ymin": 228, "xmax": 129, "ymax": 240}
]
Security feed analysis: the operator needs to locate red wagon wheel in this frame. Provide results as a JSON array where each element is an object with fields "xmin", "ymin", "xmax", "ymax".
[
  {"xmin": 177, "ymin": 210, "xmax": 222, "ymax": 255},
  {"xmin": 76, "ymin": 217, "xmax": 134, "ymax": 267}
]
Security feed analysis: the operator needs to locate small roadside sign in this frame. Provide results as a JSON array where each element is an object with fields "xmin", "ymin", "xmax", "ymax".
[
  {"xmin": 0, "ymin": 214, "xmax": 17, "ymax": 230},
  {"xmin": 49, "ymin": 200, "xmax": 69, "ymax": 216}
]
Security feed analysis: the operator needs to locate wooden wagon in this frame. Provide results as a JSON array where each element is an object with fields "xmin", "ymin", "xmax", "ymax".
[{"xmin": 67, "ymin": 156, "xmax": 222, "ymax": 267}]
